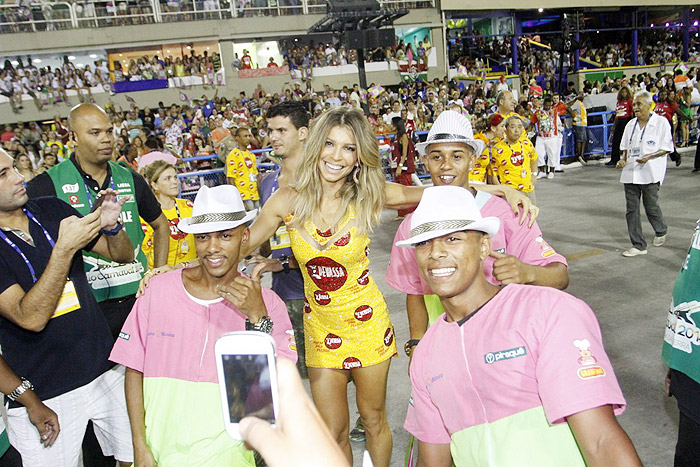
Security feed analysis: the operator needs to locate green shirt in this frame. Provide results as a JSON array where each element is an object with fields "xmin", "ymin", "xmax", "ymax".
[{"xmin": 663, "ymin": 219, "xmax": 700, "ymax": 383}]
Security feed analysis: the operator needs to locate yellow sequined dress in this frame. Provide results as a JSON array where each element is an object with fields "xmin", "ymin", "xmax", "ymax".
[{"xmin": 287, "ymin": 206, "xmax": 397, "ymax": 369}]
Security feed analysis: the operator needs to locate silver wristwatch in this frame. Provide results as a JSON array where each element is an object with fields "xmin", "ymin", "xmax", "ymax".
[
  {"xmin": 245, "ymin": 316, "xmax": 274, "ymax": 334},
  {"xmin": 8, "ymin": 378, "xmax": 33, "ymax": 401}
]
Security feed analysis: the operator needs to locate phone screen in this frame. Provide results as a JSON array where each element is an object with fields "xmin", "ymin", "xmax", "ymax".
[{"xmin": 221, "ymin": 354, "xmax": 274, "ymax": 424}]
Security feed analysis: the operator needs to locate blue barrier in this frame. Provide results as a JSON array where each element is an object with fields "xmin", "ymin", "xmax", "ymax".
[{"xmin": 112, "ymin": 79, "xmax": 169, "ymax": 93}]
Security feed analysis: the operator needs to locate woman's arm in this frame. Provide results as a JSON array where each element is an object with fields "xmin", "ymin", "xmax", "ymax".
[
  {"xmin": 397, "ymin": 133, "xmax": 409, "ymax": 177},
  {"xmin": 384, "ymin": 181, "xmax": 426, "ymax": 209},
  {"xmin": 242, "ymin": 188, "xmax": 294, "ymax": 257}
]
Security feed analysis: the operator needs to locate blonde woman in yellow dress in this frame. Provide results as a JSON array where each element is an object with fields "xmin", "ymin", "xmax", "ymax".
[
  {"xmin": 141, "ymin": 160, "xmax": 197, "ymax": 268},
  {"xmin": 244, "ymin": 108, "xmax": 536, "ymax": 466}
]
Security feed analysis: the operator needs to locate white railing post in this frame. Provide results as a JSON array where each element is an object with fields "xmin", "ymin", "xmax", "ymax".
[
  {"xmin": 152, "ymin": 0, "xmax": 161, "ymax": 23},
  {"xmin": 67, "ymin": 2, "xmax": 78, "ymax": 28}
]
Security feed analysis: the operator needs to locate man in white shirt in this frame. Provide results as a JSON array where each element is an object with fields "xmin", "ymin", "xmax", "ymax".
[{"xmin": 617, "ymin": 90, "xmax": 673, "ymax": 257}]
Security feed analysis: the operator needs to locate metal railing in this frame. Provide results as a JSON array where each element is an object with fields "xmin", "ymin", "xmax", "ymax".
[
  {"xmin": 0, "ymin": 2, "xmax": 74, "ymax": 33},
  {"xmin": 0, "ymin": 0, "xmax": 432, "ymax": 33}
]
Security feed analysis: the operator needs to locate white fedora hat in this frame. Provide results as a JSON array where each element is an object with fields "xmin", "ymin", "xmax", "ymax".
[
  {"xmin": 415, "ymin": 110, "xmax": 485, "ymax": 156},
  {"xmin": 395, "ymin": 186, "xmax": 500, "ymax": 248},
  {"xmin": 178, "ymin": 185, "xmax": 257, "ymax": 234}
]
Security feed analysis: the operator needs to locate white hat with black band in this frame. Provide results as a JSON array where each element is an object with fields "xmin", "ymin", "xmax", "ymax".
[
  {"xmin": 178, "ymin": 185, "xmax": 257, "ymax": 234},
  {"xmin": 415, "ymin": 110, "xmax": 486, "ymax": 156},
  {"xmin": 395, "ymin": 186, "xmax": 500, "ymax": 248}
]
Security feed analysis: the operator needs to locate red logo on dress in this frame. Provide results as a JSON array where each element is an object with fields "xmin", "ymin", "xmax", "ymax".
[
  {"xmin": 384, "ymin": 327, "xmax": 394, "ymax": 346},
  {"xmin": 354, "ymin": 305, "xmax": 373, "ymax": 321},
  {"xmin": 324, "ymin": 333, "xmax": 342, "ymax": 349},
  {"xmin": 518, "ymin": 184, "xmax": 524, "ymax": 190},
  {"xmin": 168, "ymin": 217, "xmax": 187, "ymax": 240},
  {"xmin": 365, "ymin": 246, "xmax": 370, "ymax": 257},
  {"xmin": 306, "ymin": 257, "xmax": 347, "ymax": 291},
  {"xmin": 69, "ymin": 195, "xmax": 79, "ymax": 204},
  {"xmin": 316, "ymin": 228, "xmax": 332, "ymax": 238},
  {"xmin": 510, "ymin": 153, "xmax": 524, "ymax": 166},
  {"xmin": 357, "ymin": 269, "xmax": 370, "ymax": 286},
  {"xmin": 245, "ymin": 157, "xmax": 254, "ymax": 169},
  {"xmin": 303, "ymin": 299, "xmax": 311, "ymax": 313},
  {"xmin": 314, "ymin": 290, "xmax": 331, "ymax": 305},
  {"xmin": 333, "ymin": 232, "xmax": 351, "ymax": 247},
  {"xmin": 343, "ymin": 357, "xmax": 362, "ymax": 369}
]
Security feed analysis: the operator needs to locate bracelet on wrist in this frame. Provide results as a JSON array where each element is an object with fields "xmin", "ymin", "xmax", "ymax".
[
  {"xmin": 101, "ymin": 222, "xmax": 123, "ymax": 236},
  {"xmin": 8, "ymin": 378, "xmax": 33, "ymax": 402}
]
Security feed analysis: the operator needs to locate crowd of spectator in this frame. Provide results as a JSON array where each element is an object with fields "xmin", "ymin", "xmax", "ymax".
[
  {"xmin": 0, "ymin": 51, "xmax": 226, "ymax": 114},
  {"xmin": 2, "ymin": 62, "xmax": 699, "ymax": 184},
  {"xmin": 0, "ymin": 55, "xmax": 111, "ymax": 113},
  {"xmin": 450, "ymin": 29, "xmax": 700, "ymax": 77},
  {"xmin": 273, "ymin": 36, "xmax": 432, "ymax": 77},
  {"xmin": 112, "ymin": 51, "xmax": 223, "ymax": 84}
]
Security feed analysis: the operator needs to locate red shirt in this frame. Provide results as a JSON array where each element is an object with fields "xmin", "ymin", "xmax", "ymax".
[
  {"xmin": 654, "ymin": 102, "xmax": 676, "ymax": 123},
  {"xmin": 615, "ymin": 99, "xmax": 633, "ymax": 119}
]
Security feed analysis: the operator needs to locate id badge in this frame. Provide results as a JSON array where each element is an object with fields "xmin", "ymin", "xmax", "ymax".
[
  {"xmin": 181, "ymin": 240, "xmax": 189, "ymax": 254},
  {"xmin": 629, "ymin": 147, "xmax": 641, "ymax": 161},
  {"xmin": 270, "ymin": 224, "xmax": 291, "ymax": 250},
  {"xmin": 51, "ymin": 280, "xmax": 81, "ymax": 319}
]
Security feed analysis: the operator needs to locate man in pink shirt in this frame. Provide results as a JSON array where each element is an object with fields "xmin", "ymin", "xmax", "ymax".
[
  {"xmin": 386, "ymin": 110, "xmax": 569, "ymax": 357},
  {"xmin": 110, "ymin": 185, "xmax": 296, "ymax": 467},
  {"xmin": 398, "ymin": 186, "xmax": 641, "ymax": 466}
]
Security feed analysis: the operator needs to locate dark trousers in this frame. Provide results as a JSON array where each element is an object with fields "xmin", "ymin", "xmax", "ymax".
[
  {"xmin": 610, "ymin": 117, "xmax": 631, "ymax": 164},
  {"xmin": 82, "ymin": 295, "xmax": 137, "ymax": 466},
  {"xmin": 0, "ymin": 445, "xmax": 22, "ymax": 467},
  {"xmin": 624, "ymin": 183, "xmax": 667, "ymax": 250},
  {"xmin": 671, "ymin": 370, "xmax": 700, "ymax": 466},
  {"xmin": 675, "ymin": 411, "xmax": 700, "ymax": 466},
  {"xmin": 694, "ymin": 142, "xmax": 700, "ymax": 170}
]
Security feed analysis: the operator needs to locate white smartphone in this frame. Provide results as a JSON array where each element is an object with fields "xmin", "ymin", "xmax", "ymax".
[{"xmin": 215, "ymin": 331, "xmax": 280, "ymax": 440}]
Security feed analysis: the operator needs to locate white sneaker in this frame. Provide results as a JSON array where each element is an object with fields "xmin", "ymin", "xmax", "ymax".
[
  {"xmin": 622, "ymin": 247, "xmax": 648, "ymax": 257},
  {"xmin": 547, "ymin": 172, "xmax": 554, "ymax": 179},
  {"xmin": 537, "ymin": 172, "xmax": 546, "ymax": 179},
  {"xmin": 653, "ymin": 234, "xmax": 667, "ymax": 246}
]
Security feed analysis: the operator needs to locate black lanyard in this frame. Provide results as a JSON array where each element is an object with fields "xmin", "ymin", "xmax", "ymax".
[{"xmin": 0, "ymin": 209, "xmax": 57, "ymax": 283}]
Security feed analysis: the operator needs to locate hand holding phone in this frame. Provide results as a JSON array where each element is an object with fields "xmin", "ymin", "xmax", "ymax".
[
  {"xmin": 239, "ymin": 359, "xmax": 350, "ymax": 467},
  {"xmin": 215, "ymin": 332, "xmax": 279, "ymax": 440}
]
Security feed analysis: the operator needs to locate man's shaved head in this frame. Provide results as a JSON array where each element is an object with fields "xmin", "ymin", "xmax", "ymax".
[{"xmin": 68, "ymin": 103, "xmax": 109, "ymax": 131}]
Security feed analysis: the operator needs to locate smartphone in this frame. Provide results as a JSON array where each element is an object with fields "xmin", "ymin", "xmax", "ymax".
[
  {"xmin": 215, "ymin": 331, "xmax": 279, "ymax": 440},
  {"xmin": 89, "ymin": 194, "xmax": 106, "ymax": 213}
]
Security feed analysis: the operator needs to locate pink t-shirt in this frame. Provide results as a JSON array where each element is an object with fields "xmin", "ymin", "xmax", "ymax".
[
  {"xmin": 110, "ymin": 269, "xmax": 297, "ymax": 381},
  {"xmin": 386, "ymin": 191, "xmax": 567, "ymax": 295},
  {"xmin": 405, "ymin": 284, "xmax": 626, "ymax": 464}
]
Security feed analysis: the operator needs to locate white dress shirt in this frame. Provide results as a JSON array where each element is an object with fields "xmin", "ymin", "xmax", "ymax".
[{"xmin": 619, "ymin": 112, "xmax": 673, "ymax": 185}]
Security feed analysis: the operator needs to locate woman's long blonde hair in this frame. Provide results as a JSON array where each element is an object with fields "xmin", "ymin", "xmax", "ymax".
[{"xmin": 293, "ymin": 107, "xmax": 386, "ymax": 234}]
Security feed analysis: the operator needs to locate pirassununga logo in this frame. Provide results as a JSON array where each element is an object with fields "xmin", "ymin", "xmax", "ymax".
[
  {"xmin": 354, "ymin": 305, "xmax": 373, "ymax": 321},
  {"xmin": 343, "ymin": 357, "xmax": 362, "ymax": 369},
  {"xmin": 324, "ymin": 333, "xmax": 342, "ymax": 349},
  {"xmin": 314, "ymin": 290, "xmax": 331, "ymax": 305}
]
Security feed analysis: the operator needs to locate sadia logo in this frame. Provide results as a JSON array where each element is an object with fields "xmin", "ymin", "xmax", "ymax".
[{"xmin": 484, "ymin": 345, "xmax": 527, "ymax": 364}]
